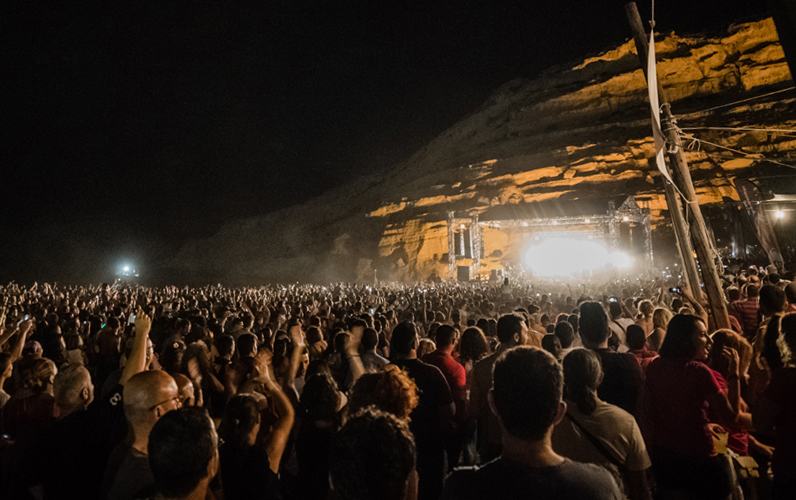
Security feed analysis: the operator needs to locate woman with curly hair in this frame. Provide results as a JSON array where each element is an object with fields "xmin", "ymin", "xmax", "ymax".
[
  {"xmin": 330, "ymin": 407, "xmax": 417, "ymax": 500},
  {"xmin": 348, "ymin": 365, "xmax": 419, "ymax": 421}
]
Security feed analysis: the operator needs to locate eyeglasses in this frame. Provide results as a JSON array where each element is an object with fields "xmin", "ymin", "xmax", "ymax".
[{"xmin": 148, "ymin": 395, "xmax": 182, "ymax": 412}]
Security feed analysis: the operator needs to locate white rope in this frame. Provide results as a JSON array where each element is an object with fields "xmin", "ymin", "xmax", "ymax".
[
  {"xmin": 680, "ymin": 132, "xmax": 796, "ymax": 170},
  {"xmin": 690, "ymin": 86, "xmax": 796, "ymax": 114},
  {"xmin": 680, "ymin": 126, "xmax": 796, "ymax": 137}
]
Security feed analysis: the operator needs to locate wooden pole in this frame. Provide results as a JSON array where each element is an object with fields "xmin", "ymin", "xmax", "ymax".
[
  {"xmin": 624, "ymin": 2, "xmax": 730, "ymax": 329},
  {"xmin": 663, "ymin": 180, "xmax": 701, "ymax": 294}
]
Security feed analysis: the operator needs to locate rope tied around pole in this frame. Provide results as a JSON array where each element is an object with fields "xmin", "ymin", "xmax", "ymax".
[{"xmin": 650, "ymin": 0, "xmax": 655, "ymax": 29}]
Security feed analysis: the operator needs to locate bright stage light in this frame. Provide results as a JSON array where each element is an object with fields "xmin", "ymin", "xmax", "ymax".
[
  {"xmin": 774, "ymin": 209, "xmax": 785, "ymax": 220},
  {"xmin": 117, "ymin": 262, "xmax": 139, "ymax": 278},
  {"xmin": 522, "ymin": 236, "xmax": 634, "ymax": 277}
]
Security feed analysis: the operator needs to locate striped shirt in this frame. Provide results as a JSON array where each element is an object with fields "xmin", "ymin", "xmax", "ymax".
[{"xmin": 730, "ymin": 298, "xmax": 760, "ymax": 339}]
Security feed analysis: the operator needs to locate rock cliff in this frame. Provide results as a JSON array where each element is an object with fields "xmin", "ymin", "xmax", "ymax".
[{"xmin": 172, "ymin": 18, "xmax": 795, "ymax": 284}]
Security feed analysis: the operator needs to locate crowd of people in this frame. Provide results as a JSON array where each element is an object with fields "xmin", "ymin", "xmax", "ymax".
[{"xmin": 0, "ymin": 264, "xmax": 794, "ymax": 500}]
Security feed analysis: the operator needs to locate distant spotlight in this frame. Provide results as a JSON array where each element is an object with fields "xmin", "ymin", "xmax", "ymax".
[
  {"xmin": 774, "ymin": 209, "xmax": 785, "ymax": 220},
  {"xmin": 622, "ymin": 216, "xmax": 630, "ymax": 222},
  {"xmin": 123, "ymin": 265, "xmax": 131, "ymax": 273},
  {"xmin": 522, "ymin": 236, "xmax": 634, "ymax": 277}
]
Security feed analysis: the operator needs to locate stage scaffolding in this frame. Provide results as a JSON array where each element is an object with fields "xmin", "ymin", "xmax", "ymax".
[{"xmin": 447, "ymin": 196, "xmax": 653, "ymax": 280}]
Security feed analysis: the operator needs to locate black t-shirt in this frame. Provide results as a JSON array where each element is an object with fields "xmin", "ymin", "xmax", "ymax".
[
  {"xmin": 392, "ymin": 358, "xmax": 453, "ymax": 450},
  {"xmin": 42, "ymin": 384, "xmax": 127, "ymax": 500},
  {"xmin": 443, "ymin": 457, "xmax": 623, "ymax": 500},
  {"xmin": 393, "ymin": 358, "xmax": 453, "ymax": 500},
  {"xmin": 220, "ymin": 443, "xmax": 282, "ymax": 500},
  {"xmin": 296, "ymin": 422, "xmax": 334, "ymax": 500},
  {"xmin": 594, "ymin": 349, "xmax": 643, "ymax": 417},
  {"xmin": 104, "ymin": 446, "xmax": 153, "ymax": 500}
]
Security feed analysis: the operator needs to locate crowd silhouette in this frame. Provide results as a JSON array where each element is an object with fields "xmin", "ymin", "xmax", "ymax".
[{"xmin": 0, "ymin": 266, "xmax": 794, "ymax": 499}]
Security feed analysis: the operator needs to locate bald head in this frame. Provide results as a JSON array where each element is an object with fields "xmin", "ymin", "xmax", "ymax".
[{"xmin": 124, "ymin": 371, "xmax": 180, "ymax": 436}]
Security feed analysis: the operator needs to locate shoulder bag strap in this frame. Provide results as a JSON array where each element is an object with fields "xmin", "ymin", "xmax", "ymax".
[{"xmin": 566, "ymin": 412, "xmax": 625, "ymax": 471}]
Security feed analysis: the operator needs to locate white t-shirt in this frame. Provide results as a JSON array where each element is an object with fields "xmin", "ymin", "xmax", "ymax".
[{"xmin": 553, "ymin": 399, "xmax": 651, "ymax": 496}]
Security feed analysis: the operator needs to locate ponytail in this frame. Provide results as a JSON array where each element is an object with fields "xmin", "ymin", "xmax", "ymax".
[{"xmin": 562, "ymin": 349, "xmax": 602, "ymax": 416}]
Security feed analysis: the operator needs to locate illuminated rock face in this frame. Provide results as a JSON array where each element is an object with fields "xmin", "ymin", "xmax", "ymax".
[{"xmin": 174, "ymin": 18, "xmax": 795, "ymax": 284}]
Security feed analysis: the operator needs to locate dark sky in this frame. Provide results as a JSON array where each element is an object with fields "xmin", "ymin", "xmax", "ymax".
[{"xmin": 1, "ymin": 1, "xmax": 768, "ymax": 279}]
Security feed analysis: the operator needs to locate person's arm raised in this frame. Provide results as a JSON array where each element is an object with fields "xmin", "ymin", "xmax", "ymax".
[
  {"xmin": 0, "ymin": 306, "xmax": 14, "ymax": 348},
  {"xmin": 257, "ymin": 350, "xmax": 295, "ymax": 474},
  {"xmin": 6, "ymin": 320, "xmax": 33, "ymax": 363},
  {"xmin": 120, "ymin": 309, "xmax": 151, "ymax": 386},
  {"xmin": 285, "ymin": 323, "xmax": 305, "ymax": 390},
  {"xmin": 680, "ymin": 285, "xmax": 708, "ymax": 324},
  {"xmin": 655, "ymin": 286, "xmax": 667, "ymax": 308},
  {"xmin": 344, "ymin": 325, "xmax": 366, "ymax": 384}
]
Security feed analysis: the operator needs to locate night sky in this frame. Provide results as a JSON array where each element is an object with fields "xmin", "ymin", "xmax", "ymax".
[{"xmin": 1, "ymin": 1, "xmax": 768, "ymax": 280}]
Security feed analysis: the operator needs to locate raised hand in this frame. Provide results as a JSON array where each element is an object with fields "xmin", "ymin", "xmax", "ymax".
[
  {"xmin": 134, "ymin": 308, "xmax": 152, "ymax": 337},
  {"xmin": 288, "ymin": 323, "xmax": 305, "ymax": 347},
  {"xmin": 18, "ymin": 319, "xmax": 33, "ymax": 335},
  {"xmin": 255, "ymin": 349, "xmax": 275, "ymax": 384}
]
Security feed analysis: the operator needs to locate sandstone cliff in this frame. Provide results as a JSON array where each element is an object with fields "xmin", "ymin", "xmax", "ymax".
[{"xmin": 172, "ymin": 18, "xmax": 795, "ymax": 284}]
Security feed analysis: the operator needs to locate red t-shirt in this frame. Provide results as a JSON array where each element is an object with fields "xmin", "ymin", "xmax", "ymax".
[
  {"xmin": 630, "ymin": 348, "xmax": 658, "ymax": 372},
  {"xmin": 424, "ymin": 350, "xmax": 467, "ymax": 404},
  {"xmin": 644, "ymin": 357, "xmax": 722, "ymax": 458}
]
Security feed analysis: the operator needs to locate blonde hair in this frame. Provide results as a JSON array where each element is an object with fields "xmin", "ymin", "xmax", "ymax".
[
  {"xmin": 638, "ymin": 300, "xmax": 655, "ymax": 318},
  {"xmin": 652, "ymin": 307, "xmax": 673, "ymax": 329},
  {"xmin": 710, "ymin": 329, "xmax": 753, "ymax": 379},
  {"xmin": 22, "ymin": 358, "xmax": 58, "ymax": 394}
]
